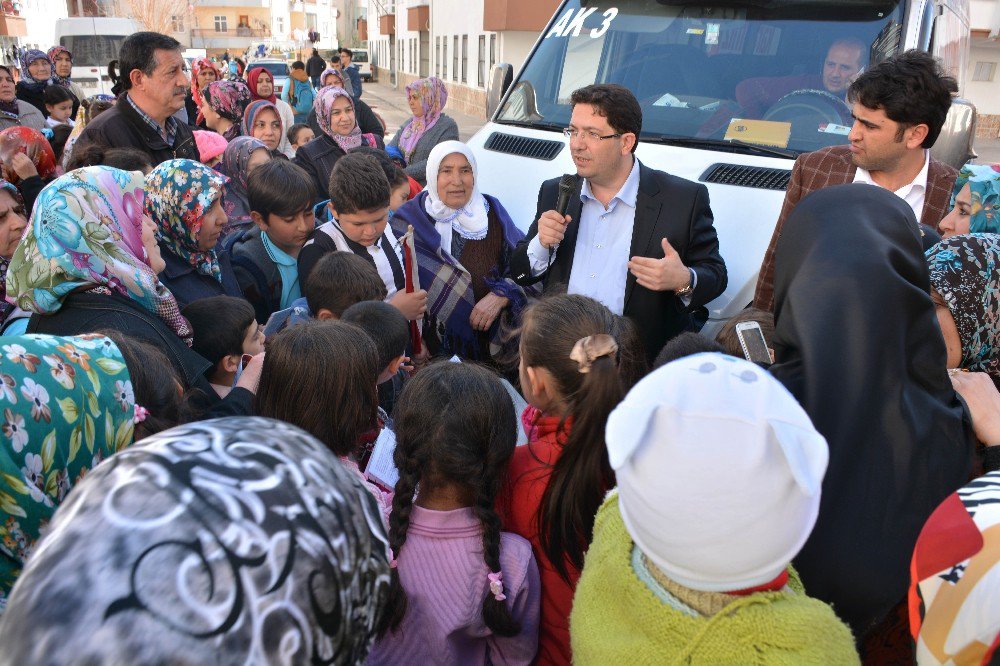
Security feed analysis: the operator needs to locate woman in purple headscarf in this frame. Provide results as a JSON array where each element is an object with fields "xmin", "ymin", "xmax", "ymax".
[
  {"xmin": 388, "ymin": 77, "xmax": 459, "ymax": 185},
  {"xmin": 15, "ymin": 49, "xmax": 77, "ymax": 119},
  {"xmin": 293, "ymin": 86, "xmax": 383, "ymax": 203},
  {"xmin": 201, "ymin": 80, "xmax": 253, "ymax": 142}
]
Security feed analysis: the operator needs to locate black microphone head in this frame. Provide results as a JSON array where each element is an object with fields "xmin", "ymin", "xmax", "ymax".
[{"xmin": 558, "ymin": 173, "xmax": 580, "ymax": 194}]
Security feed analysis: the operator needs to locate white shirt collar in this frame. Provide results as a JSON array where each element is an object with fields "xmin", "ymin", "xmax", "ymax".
[
  {"xmin": 853, "ymin": 149, "xmax": 929, "ymax": 196},
  {"xmin": 581, "ymin": 157, "xmax": 641, "ymax": 209}
]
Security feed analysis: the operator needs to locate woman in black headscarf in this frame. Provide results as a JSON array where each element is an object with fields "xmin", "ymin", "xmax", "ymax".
[
  {"xmin": 0, "ymin": 417, "xmax": 391, "ymax": 663},
  {"xmin": 769, "ymin": 184, "xmax": 976, "ymax": 645}
]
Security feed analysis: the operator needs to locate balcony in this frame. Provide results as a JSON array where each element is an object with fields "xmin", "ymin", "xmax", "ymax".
[
  {"xmin": 0, "ymin": 12, "xmax": 26, "ymax": 37},
  {"xmin": 193, "ymin": 0, "xmax": 270, "ymax": 7},
  {"xmin": 190, "ymin": 27, "xmax": 271, "ymax": 48},
  {"xmin": 378, "ymin": 13, "xmax": 394, "ymax": 35},
  {"xmin": 483, "ymin": 0, "xmax": 560, "ymax": 32},
  {"xmin": 407, "ymin": 5, "xmax": 428, "ymax": 32}
]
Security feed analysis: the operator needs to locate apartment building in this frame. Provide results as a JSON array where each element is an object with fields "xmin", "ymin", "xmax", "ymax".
[
  {"xmin": 968, "ymin": 0, "xmax": 1000, "ymax": 138},
  {"xmin": 367, "ymin": 0, "xmax": 558, "ymax": 118}
]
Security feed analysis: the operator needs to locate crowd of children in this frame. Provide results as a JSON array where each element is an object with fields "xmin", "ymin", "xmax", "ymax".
[{"xmin": 0, "ymin": 33, "xmax": 999, "ymax": 666}]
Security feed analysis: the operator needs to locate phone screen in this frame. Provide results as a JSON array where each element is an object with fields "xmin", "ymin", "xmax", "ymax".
[{"xmin": 736, "ymin": 323, "xmax": 771, "ymax": 365}]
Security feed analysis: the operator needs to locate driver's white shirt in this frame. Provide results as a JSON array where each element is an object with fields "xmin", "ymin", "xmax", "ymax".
[{"xmin": 852, "ymin": 149, "xmax": 929, "ymax": 223}]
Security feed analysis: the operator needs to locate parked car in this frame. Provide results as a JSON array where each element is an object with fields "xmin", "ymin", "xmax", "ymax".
[
  {"xmin": 246, "ymin": 59, "xmax": 290, "ymax": 97},
  {"xmin": 350, "ymin": 48, "xmax": 372, "ymax": 82}
]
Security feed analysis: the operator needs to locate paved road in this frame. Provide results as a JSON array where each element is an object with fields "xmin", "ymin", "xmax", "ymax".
[
  {"xmin": 361, "ymin": 82, "xmax": 487, "ymax": 143},
  {"xmin": 975, "ymin": 137, "xmax": 1000, "ymax": 164}
]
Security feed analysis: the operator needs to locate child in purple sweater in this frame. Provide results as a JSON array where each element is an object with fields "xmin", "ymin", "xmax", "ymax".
[{"xmin": 368, "ymin": 362, "xmax": 541, "ymax": 665}]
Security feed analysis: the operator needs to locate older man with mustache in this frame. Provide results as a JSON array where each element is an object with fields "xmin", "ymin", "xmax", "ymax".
[{"xmin": 76, "ymin": 32, "xmax": 198, "ymax": 166}]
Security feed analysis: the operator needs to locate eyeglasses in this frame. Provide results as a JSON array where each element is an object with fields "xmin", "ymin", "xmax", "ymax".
[{"xmin": 562, "ymin": 128, "xmax": 623, "ymax": 142}]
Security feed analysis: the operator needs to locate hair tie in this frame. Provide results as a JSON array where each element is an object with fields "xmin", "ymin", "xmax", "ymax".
[
  {"xmin": 40, "ymin": 128, "xmax": 54, "ymax": 140},
  {"xmin": 389, "ymin": 558, "xmax": 398, "ymax": 569},
  {"xmin": 570, "ymin": 334, "xmax": 619, "ymax": 374},
  {"xmin": 487, "ymin": 571, "xmax": 506, "ymax": 601},
  {"xmin": 133, "ymin": 404, "xmax": 150, "ymax": 425}
]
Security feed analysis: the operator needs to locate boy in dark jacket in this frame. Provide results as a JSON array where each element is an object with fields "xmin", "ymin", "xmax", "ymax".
[{"xmin": 229, "ymin": 160, "xmax": 316, "ymax": 324}]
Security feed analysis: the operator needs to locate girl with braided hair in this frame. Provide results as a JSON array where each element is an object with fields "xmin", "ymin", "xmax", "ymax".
[{"xmin": 369, "ymin": 362, "xmax": 541, "ymax": 665}]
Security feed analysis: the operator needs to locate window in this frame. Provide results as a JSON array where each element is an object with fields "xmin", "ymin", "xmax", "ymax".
[
  {"xmin": 461, "ymin": 35, "xmax": 468, "ymax": 83},
  {"xmin": 973, "ymin": 61, "xmax": 997, "ymax": 82},
  {"xmin": 276, "ymin": 17, "xmax": 285, "ymax": 33},
  {"xmin": 443, "ymin": 37, "xmax": 448, "ymax": 80},
  {"xmin": 213, "ymin": 15, "xmax": 227, "ymax": 33},
  {"xmin": 170, "ymin": 15, "xmax": 184, "ymax": 33},
  {"xmin": 478, "ymin": 35, "xmax": 486, "ymax": 87},
  {"xmin": 435, "ymin": 37, "xmax": 441, "ymax": 77},
  {"xmin": 453, "ymin": 35, "xmax": 459, "ymax": 81},
  {"xmin": 489, "ymin": 34, "xmax": 496, "ymax": 68}
]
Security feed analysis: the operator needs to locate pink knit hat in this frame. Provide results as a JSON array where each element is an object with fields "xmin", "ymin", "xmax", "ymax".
[{"xmin": 193, "ymin": 130, "xmax": 228, "ymax": 164}]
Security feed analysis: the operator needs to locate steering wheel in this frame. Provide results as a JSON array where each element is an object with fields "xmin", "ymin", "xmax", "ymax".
[{"xmin": 762, "ymin": 89, "xmax": 853, "ymax": 127}]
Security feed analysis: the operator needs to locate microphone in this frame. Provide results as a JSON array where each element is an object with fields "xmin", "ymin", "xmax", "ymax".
[
  {"xmin": 556, "ymin": 173, "xmax": 579, "ymax": 218},
  {"xmin": 547, "ymin": 173, "xmax": 579, "ymax": 269}
]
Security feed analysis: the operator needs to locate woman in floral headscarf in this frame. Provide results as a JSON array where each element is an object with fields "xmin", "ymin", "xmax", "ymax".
[
  {"xmin": 201, "ymin": 80, "xmax": 252, "ymax": 142},
  {"xmin": 0, "ymin": 126, "xmax": 58, "ymax": 213},
  {"xmin": 293, "ymin": 86, "xmax": 383, "ymax": 203},
  {"xmin": 927, "ymin": 233, "xmax": 1000, "ymax": 388},
  {"xmin": 246, "ymin": 66, "xmax": 295, "ymax": 157},
  {"xmin": 215, "ymin": 136, "xmax": 271, "ymax": 240},
  {"xmin": 184, "ymin": 57, "xmax": 221, "ymax": 129},
  {"xmin": 4, "ymin": 167, "xmax": 222, "ymax": 394},
  {"xmin": 389, "ymin": 77, "xmax": 458, "ymax": 185},
  {"xmin": 0, "ymin": 179, "xmax": 26, "ymax": 328},
  {"xmin": 46, "ymin": 45, "xmax": 85, "ymax": 107},
  {"xmin": 146, "ymin": 159, "xmax": 242, "ymax": 307},
  {"xmin": 0, "ymin": 332, "xmax": 137, "ymax": 613},
  {"xmin": 938, "ymin": 163, "xmax": 1000, "ymax": 238},
  {"xmin": 307, "ymin": 69, "xmax": 385, "ymax": 143}
]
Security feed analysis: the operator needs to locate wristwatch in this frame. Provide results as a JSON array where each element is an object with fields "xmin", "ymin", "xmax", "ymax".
[{"xmin": 675, "ymin": 269, "xmax": 694, "ymax": 297}]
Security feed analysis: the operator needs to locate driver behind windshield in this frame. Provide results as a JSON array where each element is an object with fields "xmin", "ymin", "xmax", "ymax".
[{"xmin": 735, "ymin": 38, "xmax": 866, "ymax": 119}]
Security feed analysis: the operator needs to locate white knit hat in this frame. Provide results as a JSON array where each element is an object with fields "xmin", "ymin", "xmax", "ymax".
[{"xmin": 606, "ymin": 353, "xmax": 828, "ymax": 593}]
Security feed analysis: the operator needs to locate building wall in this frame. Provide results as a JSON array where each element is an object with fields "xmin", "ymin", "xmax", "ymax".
[
  {"xmin": 368, "ymin": 0, "xmax": 555, "ymax": 118},
  {"xmin": 967, "ymin": 0, "xmax": 1000, "ymax": 138}
]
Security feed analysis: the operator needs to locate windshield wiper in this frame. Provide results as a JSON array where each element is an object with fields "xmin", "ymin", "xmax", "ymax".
[
  {"xmin": 646, "ymin": 135, "xmax": 800, "ymax": 159},
  {"xmin": 495, "ymin": 119, "xmax": 566, "ymax": 133}
]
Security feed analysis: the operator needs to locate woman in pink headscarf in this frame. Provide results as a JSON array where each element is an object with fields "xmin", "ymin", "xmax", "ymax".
[{"xmin": 388, "ymin": 77, "xmax": 458, "ymax": 185}]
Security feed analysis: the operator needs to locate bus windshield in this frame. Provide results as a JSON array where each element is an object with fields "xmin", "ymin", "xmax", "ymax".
[
  {"xmin": 497, "ymin": 0, "xmax": 905, "ymax": 155},
  {"xmin": 59, "ymin": 35, "xmax": 127, "ymax": 68}
]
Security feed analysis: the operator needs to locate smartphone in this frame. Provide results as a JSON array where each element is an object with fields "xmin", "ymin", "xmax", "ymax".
[
  {"xmin": 232, "ymin": 353, "xmax": 254, "ymax": 386},
  {"xmin": 735, "ymin": 321, "xmax": 772, "ymax": 365}
]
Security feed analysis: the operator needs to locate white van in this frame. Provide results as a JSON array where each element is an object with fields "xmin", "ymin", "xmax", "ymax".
[
  {"xmin": 471, "ymin": 0, "xmax": 975, "ymax": 337},
  {"xmin": 54, "ymin": 17, "xmax": 141, "ymax": 97}
]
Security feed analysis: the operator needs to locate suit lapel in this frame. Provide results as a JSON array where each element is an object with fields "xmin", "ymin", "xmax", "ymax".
[{"xmin": 624, "ymin": 165, "xmax": 662, "ymax": 309}]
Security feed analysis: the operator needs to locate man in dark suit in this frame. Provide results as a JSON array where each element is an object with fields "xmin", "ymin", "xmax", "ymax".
[
  {"xmin": 753, "ymin": 50, "xmax": 959, "ymax": 312},
  {"xmin": 510, "ymin": 84, "xmax": 726, "ymax": 360}
]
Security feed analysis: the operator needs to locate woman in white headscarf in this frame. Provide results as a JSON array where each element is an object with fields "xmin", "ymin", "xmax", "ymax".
[{"xmin": 390, "ymin": 140, "xmax": 530, "ymax": 361}]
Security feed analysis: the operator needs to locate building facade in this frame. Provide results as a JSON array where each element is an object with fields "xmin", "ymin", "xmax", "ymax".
[
  {"xmin": 1, "ymin": 0, "xmax": 70, "ymax": 69},
  {"xmin": 367, "ymin": 0, "xmax": 558, "ymax": 118},
  {"xmin": 967, "ymin": 0, "xmax": 1000, "ymax": 138}
]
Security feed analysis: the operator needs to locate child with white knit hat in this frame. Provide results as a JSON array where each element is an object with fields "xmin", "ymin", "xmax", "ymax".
[{"xmin": 570, "ymin": 353, "xmax": 859, "ymax": 664}]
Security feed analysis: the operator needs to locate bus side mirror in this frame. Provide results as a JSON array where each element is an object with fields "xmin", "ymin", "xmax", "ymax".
[
  {"xmin": 930, "ymin": 98, "xmax": 978, "ymax": 170},
  {"xmin": 486, "ymin": 63, "xmax": 513, "ymax": 119}
]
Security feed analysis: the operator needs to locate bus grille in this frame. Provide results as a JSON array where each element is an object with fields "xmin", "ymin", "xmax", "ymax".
[
  {"xmin": 700, "ymin": 163, "xmax": 791, "ymax": 191},
  {"xmin": 483, "ymin": 132, "xmax": 564, "ymax": 161}
]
